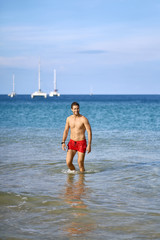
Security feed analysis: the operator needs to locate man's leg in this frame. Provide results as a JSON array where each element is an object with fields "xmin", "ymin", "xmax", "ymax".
[
  {"xmin": 66, "ymin": 150, "xmax": 76, "ymax": 170},
  {"xmin": 77, "ymin": 152, "xmax": 85, "ymax": 172}
]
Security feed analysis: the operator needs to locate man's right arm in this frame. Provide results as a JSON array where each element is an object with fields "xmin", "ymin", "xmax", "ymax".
[
  {"xmin": 84, "ymin": 117, "xmax": 92, "ymax": 153},
  {"xmin": 62, "ymin": 118, "xmax": 70, "ymax": 151}
]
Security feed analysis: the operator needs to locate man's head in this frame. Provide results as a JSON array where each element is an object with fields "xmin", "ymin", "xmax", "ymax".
[
  {"xmin": 71, "ymin": 102, "xmax": 80, "ymax": 116},
  {"xmin": 71, "ymin": 102, "xmax": 79, "ymax": 109}
]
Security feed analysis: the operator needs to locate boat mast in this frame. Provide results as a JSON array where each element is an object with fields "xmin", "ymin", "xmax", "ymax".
[
  {"xmin": 38, "ymin": 60, "xmax": 41, "ymax": 91},
  {"xmin": 31, "ymin": 60, "xmax": 47, "ymax": 98},
  {"xmin": 54, "ymin": 69, "xmax": 56, "ymax": 91},
  {"xmin": 49, "ymin": 68, "xmax": 60, "ymax": 97},
  {"xmin": 13, "ymin": 74, "xmax": 15, "ymax": 92}
]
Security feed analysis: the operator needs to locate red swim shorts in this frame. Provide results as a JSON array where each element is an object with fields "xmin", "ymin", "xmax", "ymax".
[{"xmin": 67, "ymin": 139, "xmax": 87, "ymax": 153}]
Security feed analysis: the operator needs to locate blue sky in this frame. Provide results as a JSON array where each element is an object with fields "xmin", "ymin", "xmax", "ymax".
[{"xmin": 0, "ymin": 0, "xmax": 160, "ymax": 94}]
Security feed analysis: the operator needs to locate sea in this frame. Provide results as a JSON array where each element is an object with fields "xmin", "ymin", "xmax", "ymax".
[{"xmin": 0, "ymin": 94, "xmax": 160, "ymax": 240}]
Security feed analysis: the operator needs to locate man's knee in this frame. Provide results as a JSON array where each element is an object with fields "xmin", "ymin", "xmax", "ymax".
[
  {"xmin": 78, "ymin": 158, "xmax": 84, "ymax": 168},
  {"xmin": 67, "ymin": 150, "xmax": 76, "ymax": 158},
  {"xmin": 78, "ymin": 161, "xmax": 85, "ymax": 172},
  {"xmin": 66, "ymin": 160, "xmax": 72, "ymax": 168},
  {"xmin": 66, "ymin": 159, "xmax": 75, "ymax": 170}
]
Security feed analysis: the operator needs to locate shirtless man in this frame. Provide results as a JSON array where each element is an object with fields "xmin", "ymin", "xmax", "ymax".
[{"xmin": 62, "ymin": 102, "xmax": 92, "ymax": 172}]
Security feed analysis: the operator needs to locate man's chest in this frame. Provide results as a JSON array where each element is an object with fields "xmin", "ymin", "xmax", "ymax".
[{"xmin": 70, "ymin": 119, "xmax": 84, "ymax": 129}]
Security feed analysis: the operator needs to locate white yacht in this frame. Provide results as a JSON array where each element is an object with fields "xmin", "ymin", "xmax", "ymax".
[
  {"xmin": 31, "ymin": 61, "xmax": 47, "ymax": 98},
  {"xmin": 8, "ymin": 74, "xmax": 16, "ymax": 98},
  {"xmin": 49, "ymin": 69, "xmax": 60, "ymax": 97}
]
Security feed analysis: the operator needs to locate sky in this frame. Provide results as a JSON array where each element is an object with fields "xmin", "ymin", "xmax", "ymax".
[{"xmin": 0, "ymin": 0, "xmax": 160, "ymax": 94}]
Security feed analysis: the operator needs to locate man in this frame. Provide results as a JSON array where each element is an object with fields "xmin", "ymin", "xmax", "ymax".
[{"xmin": 62, "ymin": 102, "xmax": 92, "ymax": 172}]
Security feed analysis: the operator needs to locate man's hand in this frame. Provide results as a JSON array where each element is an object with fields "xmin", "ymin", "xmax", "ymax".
[
  {"xmin": 86, "ymin": 144, "xmax": 91, "ymax": 154},
  {"xmin": 62, "ymin": 143, "xmax": 67, "ymax": 151}
]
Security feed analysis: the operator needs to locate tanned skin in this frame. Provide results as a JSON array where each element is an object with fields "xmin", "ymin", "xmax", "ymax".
[{"xmin": 62, "ymin": 103, "xmax": 92, "ymax": 172}]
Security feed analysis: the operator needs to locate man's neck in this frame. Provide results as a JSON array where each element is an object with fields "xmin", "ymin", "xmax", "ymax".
[{"xmin": 73, "ymin": 113, "xmax": 80, "ymax": 117}]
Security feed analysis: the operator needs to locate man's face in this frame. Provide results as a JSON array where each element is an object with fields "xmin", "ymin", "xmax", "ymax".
[{"xmin": 71, "ymin": 105, "xmax": 79, "ymax": 116}]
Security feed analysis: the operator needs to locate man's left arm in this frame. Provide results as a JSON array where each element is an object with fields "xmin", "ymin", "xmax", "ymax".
[{"xmin": 84, "ymin": 117, "xmax": 92, "ymax": 153}]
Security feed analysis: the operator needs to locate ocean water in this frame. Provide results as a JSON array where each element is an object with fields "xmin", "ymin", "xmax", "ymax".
[{"xmin": 0, "ymin": 94, "xmax": 160, "ymax": 240}]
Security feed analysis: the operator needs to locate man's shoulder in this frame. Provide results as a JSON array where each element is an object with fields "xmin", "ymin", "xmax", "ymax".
[
  {"xmin": 81, "ymin": 115, "xmax": 88, "ymax": 122},
  {"xmin": 67, "ymin": 115, "xmax": 73, "ymax": 121}
]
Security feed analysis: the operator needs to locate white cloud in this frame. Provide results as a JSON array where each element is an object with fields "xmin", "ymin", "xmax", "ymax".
[
  {"xmin": 0, "ymin": 56, "xmax": 37, "ymax": 68},
  {"xmin": 0, "ymin": 24, "xmax": 160, "ymax": 69},
  {"xmin": 80, "ymin": 29, "xmax": 160, "ymax": 64},
  {"xmin": 0, "ymin": 26, "xmax": 92, "ymax": 43}
]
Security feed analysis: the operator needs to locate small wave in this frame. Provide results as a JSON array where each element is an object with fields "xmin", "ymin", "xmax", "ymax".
[
  {"xmin": 85, "ymin": 169, "xmax": 100, "ymax": 174},
  {"xmin": 61, "ymin": 169, "xmax": 79, "ymax": 174},
  {"xmin": 61, "ymin": 169, "xmax": 100, "ymax": 174},
  {"xmin": 22, "ymin": 197, "xmax": 28, "ymax": 200}
]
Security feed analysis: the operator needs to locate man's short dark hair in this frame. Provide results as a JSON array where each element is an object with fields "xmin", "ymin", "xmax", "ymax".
[{"xmin": 71, "ymin": 102, "xmax": 79, "ymax": 109}]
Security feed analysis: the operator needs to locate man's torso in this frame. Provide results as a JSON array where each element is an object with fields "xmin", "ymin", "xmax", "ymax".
[{"xmin": 68, "ymin": 115, "xmax": 86, "ymax": 141}]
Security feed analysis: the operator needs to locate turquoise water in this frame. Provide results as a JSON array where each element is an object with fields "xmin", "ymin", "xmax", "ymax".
[{"xmin": 0, "ymin": 95, "xmax": 160, "ymax": 239}]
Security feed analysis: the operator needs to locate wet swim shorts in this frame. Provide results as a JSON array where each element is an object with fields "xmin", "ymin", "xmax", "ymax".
[{"xmin": 68, "ymin": 139, "xmax": 87, "ymax": 153}]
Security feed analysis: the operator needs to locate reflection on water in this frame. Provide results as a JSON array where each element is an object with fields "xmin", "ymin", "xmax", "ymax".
[
  {"xmin": 62, "ymin": 173, "xmax": 96, "ymax": 237},
  {"xmin": 65, "ymin": 174, "xmax": 87, "ymax": 211}
]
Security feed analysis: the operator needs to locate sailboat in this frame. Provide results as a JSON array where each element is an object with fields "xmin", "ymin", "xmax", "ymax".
[
  {"xmin": 49, "ymin": 69, "xmax": 60, "ymax": 97},
  {"xmin": 31, "ymin": 61, "xmax": 47, "ymax": 98},
  {"xmin": 90, "ymin": 86, "xmax": 93, "ymax": 96},
  {"xmin": 8, "ymin": 74, "xmax": 16, "ymax": 98}
]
